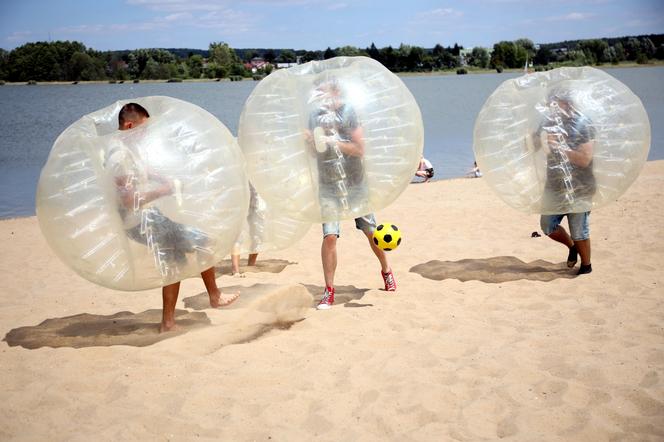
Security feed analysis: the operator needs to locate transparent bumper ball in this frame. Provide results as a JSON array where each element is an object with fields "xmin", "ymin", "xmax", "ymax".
[
  {"xmin": 36, "ymin": 96, "xmax": 249, "ymax": 291},
  {"xmin": 233, "ymin": 185, "xmax": 311, "ymax": 255},
  {"xmin": 473, "ymin": 66, "xmax": 650, "ymax": 214},
  {"xmin": 238, "ymin": 56, "xmax": 424, "ymax": 223}
]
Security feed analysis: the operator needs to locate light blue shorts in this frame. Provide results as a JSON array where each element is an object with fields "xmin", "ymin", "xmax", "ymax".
[
  {"xmin": 540, "ymin": 212, "xmax": 590, "ymax": 241},
  {"xmin": 322, "ymin": 214, "xmax": 377, "ymax": 238}
]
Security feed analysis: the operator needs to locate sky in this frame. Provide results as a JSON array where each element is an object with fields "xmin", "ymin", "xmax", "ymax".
[{"xmin": 1, "ymin": 0, "xmax": 663, "ymax": 52}]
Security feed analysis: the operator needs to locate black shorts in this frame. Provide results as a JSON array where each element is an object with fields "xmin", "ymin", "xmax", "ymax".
[{"xmin": 126, "ymin": 208, "xmax": 209, "ymax": 265}]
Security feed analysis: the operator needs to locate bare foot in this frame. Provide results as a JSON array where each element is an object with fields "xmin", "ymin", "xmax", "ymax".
[
  {"xmin": 219, "ymin": 292, "xmax": 240, "ymax": 306},
  {"xmin": 209, "ymin": 290, "xmax": 240, "ymax": 308},
  {"xmin": 159, "ymin": 321, "xmax": 179, "ymax": 333},
  {"xmin": 231, "ymin": 272, "xmax": 245, "ymax": 278}
]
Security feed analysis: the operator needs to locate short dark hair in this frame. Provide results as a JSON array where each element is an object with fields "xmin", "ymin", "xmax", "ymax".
[{"xmin": 118, "ymin": 102, "xmax": 150, "ymax": 127}]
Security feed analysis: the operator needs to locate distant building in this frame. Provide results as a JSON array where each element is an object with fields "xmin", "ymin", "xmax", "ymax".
[
  {"xmin": 276, "ymin": 62, "xmax": 298, "ymax": 69},
  {"xmin": 276, "ymin": 56, "xmax": 303, "ymax": 69},
  {"xmin": 244, "ymin": 57, "xmax": 270, "ymax": 73},
  {"xmin": 459, "ymin": 48, "xmax": 473, "ymax": 66}
]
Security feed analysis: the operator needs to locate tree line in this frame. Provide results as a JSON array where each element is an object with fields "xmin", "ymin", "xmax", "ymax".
[{"xmin": 0, "ymin": 34, "xmax": 662, "ymax": 83}]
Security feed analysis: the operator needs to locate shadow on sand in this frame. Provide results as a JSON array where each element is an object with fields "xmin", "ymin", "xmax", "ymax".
[
  {"xmin": 3, "ymin": 309, "xmax": 210, "ymax": 349},
  {"xmin": 214, "ymin": 258, "xmax": 296, "ymax": 276},
  {"xmin": 410, "ymin": 256, "xmax": 577, "ymax": 283}
]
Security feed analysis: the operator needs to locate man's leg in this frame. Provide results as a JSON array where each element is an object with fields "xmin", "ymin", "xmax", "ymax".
[
  {"xmin": 231, "ymin": 254, "xmax": 241, "ymax": 275},
  {"xmin": 541, "ymin": 214, "xmax": 577, "ymax": 267},
  {"xmin": 322, "ymin": 234, "xmax": 337, "ymax": 288},
  {"xmin": 569, "ymin": 212, "xmax": 592, "ymax": 275},
  {"xmin": 247, "ymin": 253, "xmax": 258, "ymax": 266},
  {"xmin": 357, "ymin": 215, "xmax": 395, "ymax": 291},
  {"xmin": 161, "ymin": 281, "xmax": 180, "ymax": 332},
  {"xmin": 318, "ymin": 222, "xmax": 339, "ymax": 310},
  {"xmin": 545, "ymin": 226, "xmax": 574, "ymax": 248},
  {"xmin": 575, "ymin": 239, "xmax": 591, "ymax": 266},
  {"xmin": 201, "ymin": 267, "xmax": 238, "ymax": 307},
  {"xmin": 363, "ymin": 231, "xmax": 389, "ymax": 273}
]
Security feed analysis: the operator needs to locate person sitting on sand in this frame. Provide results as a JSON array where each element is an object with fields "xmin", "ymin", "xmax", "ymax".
[
  {"xmin": 415, "ymin": 156, "xmax": 434, "ymax": 182},
  {"xmin": 466, "ymin": 161, "xmax": 482, "ymax": 178},
  {"xmin": 109, "ymin": 102, "xmax": 239, "ymax": 332}
]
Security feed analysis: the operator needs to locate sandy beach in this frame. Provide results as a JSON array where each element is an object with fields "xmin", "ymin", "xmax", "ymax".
[{"xmin": 1, "ymin": 160, "xmax": 663, "ymax": 441}]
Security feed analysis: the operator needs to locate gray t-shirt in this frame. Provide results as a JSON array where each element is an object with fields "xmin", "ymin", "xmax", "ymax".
[
  {"xmin": 542, "ymin": 113, "xmax": 596, "ymax": 206},
  {"xmin": 309, "ymin": 103, "xmax": 367, "ymax": 205}
]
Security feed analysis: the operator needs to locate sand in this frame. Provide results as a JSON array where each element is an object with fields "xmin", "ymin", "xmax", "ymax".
[{"xmin": 1, "ymin": 161, "xmax": 663, "ymax": 441}]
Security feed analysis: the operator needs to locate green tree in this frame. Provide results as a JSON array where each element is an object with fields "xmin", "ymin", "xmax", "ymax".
[
  {"xmin": 245, "ymin": 50, "xmax": 260, "ymax": 61},
  {"xmin": 141, "ymin": 58, "xmax": 161, "ymax": 79},
  {"xmin": 379, "ymin": 46, "xmax": 397, "ymax": 70},
  {"xmin": 323, "ymin": 47, "xmax": 336, "ymax": 59},
  {"xmin": 230, "ymin": 62, "xmax": 249, "ymax": 77},
  {"xmin": 300, "ymin": 50, "xmax": 322, "ymax": 62},
  {"xmin": 187, "ymin": 54, "xmax": 204, "ymax": 79},
  {"xmin": 469, "ymin": 47, "xmax": 489, "ymax": 68},
  {"xmin": 641, "ymin": 37, "xmax": 656, "ymax": 59},
  {"xmin": 515, "ymin": 38, "xmax": 536, "ymax": 60},
  {"xmin": 367, "ymin": 42, "xmax": 380, "ymax": 61},
  {"xmin": 624, "ymin": 37, "xmax": 642, "ymax": 60},
  {"xmin": 209, "ymin": 42, "xmax": 239, "ymax": 77},
  {"xmin": 405, "ymin": 46, "xmax": 426, "ymax": 71},
  {"xmin": 490, "ymin": 41, "xmax": 510, "ymax": 68},
  {"xmin": 277, "ymin": 49, "xmax": 297, "ymax": 63},
  {"xmin": 128, "ymin": 49, "xmax": 151, "ymax": 78},
  {"xmin": 578, "ymin": 39, "xmax": 609, "ymax": 64},
  {"xmin": 204, "ymin": 62, "xmax": 226, "ymax": 79},
  {"xmin": 655, "ymin": 44, "xmax": 664, "ymax": 60},
  {"xmin": 70, "ymin": 51, "xmax": 97, "ymax": 80},
  {"xmin": 0, "ymin": 48, "xmax": 8, "ymax": 80},
  {"xmin": 490, "ymin": 41, "xmax": 526, "ymax": 69},
  {"xmin": 534, "ymin": 46, "xmax": 551, "ymax": 65},
  {"xmin": 7, "ymin": 42, "xmax": 57, "ymax": 80},
  {"xmin": 613, "ymin": 42, "xmax": 626, "ymax": 62},
  {"xmin": 263, "ymin": 49, "xmax": 276, "ymax": 63},
  {"xmin": 336, "ymin": 46, "xmax": 365, "ymax": 56},
  {"xmin": 431, "ymin": 44, "xmax": 446, "ymax": 69},
  {"xmin": 396, "ymin": 44, "xmax": 412, "ymax": 71}
]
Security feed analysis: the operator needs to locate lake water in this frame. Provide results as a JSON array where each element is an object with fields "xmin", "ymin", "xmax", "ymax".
[{"xmin": 1, "ymin": 66, "xmax": 663, "ymax": 219}]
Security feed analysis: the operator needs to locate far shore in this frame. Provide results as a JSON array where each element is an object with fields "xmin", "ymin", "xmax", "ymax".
[{"xmin": 1, "ymin": 61, "xmax": 662, "ymax": 86}]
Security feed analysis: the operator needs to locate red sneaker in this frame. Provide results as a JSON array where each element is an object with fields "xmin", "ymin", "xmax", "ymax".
[
  {"xmin": 381, "ymin": 269, "xmax": 397, "ymax": 291},
  {"xmin": 317, "ymin": 286, "xmax": 335, "ymax": 310}
]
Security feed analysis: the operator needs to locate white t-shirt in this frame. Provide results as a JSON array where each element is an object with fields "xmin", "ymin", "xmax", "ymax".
[
  {"xmin": 419, "ymin": 158, "xmax": 432, "ymax": 170},
  {"xmin": 104, "ymin": 141, "xmax": 151, "ymax": 229}
]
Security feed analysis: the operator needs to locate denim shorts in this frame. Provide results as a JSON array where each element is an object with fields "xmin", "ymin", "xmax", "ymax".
[
  {"xmin": 322, "ymin": 214, "xmax": 377, "ymax": 237},
  {"xmin": 540, "ymin": 212, "xmax": 590, "ymax": 241}
]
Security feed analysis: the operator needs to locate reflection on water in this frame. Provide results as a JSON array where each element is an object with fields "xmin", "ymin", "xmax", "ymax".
[{"xmin": 1, "ymin": 67, "xmax": 662, "ymax": 219}]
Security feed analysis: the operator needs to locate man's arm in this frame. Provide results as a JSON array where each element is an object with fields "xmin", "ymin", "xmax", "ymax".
[
  {"xmin": 336, "ymin": 126, "xmax": 365, "ymax": 157},
  {"xmin": 566, "ymin": 140, "xmax": 593, "ymax": 168},
  {"xmin": 114, "ymin": 175, "xmax": 173, "ymax": 210}
]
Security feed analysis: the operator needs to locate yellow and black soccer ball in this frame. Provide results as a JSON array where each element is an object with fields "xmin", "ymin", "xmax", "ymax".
[{"xmin": 372, "ymin": 222, "xmax": 402, "ymax": 251}]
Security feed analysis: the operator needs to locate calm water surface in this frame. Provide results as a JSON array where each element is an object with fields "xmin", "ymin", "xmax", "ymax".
[{"xmin": 1, "ymin": 66, "xmax": 662, "ymax": 219}]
